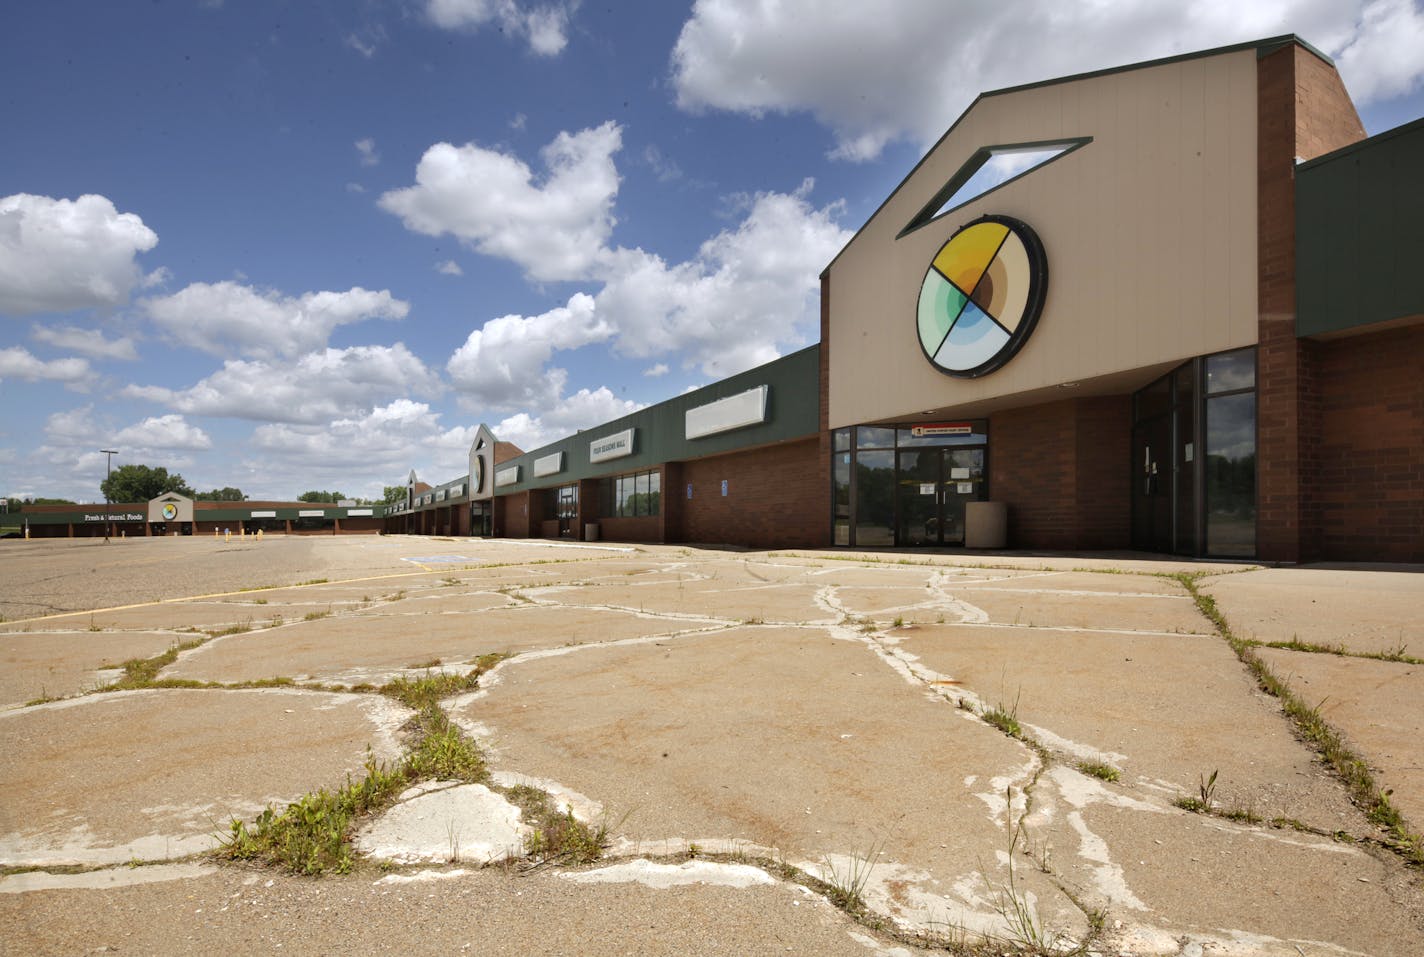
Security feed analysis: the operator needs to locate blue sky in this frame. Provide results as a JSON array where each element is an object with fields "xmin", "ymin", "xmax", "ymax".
[{"xmin": 3, "ymin": 0, "xmax": 1421, "ymax": 503}]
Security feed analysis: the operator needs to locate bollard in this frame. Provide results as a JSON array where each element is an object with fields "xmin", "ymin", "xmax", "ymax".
[
  {"xmin": 224, "ymin": 529, "xmax": 231, "ymax": 543},
  {"xmin": 214, "ymin": 528, "xmax": 219, "ymax": 539}
]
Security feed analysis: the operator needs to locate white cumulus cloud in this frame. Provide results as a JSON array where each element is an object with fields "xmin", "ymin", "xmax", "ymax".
[
  {"xmin": 142, "ymin": 282, "xmax": 409, "ymax": 359},
  {"xmin": 0, "ymin": 193, "xmax": 159, "ymax": 315},
  {"xmin": 425, "ymin": 0, "xmax": 575, "ymax": 56},
  {"xmin": 446, "ymin": 292, "xmax": 612, "ymax": 409},
  {"xmin": 355, "ymin": 137, "xmax": 380, "ymax": 166},
  {"xmin": 30, "ymin": 324, "xmax": 139, "ymax": 361},
  {"xmin": 0, "ymin": 346, "xmax": 91, "ymax": 384},
  {"xmin": 670, "ymin": 0, "xmax": 1424, "ymax": 161},
  {"xmin": 112, "ymin": 414, "xmax": 212, "ymax": 451},
  {"xmin": 250, "ymin": 399, "xmax": 481, "ymax": 493},
  {"xmin": 491, "ymin": 387, "xmax": 643, "ymax": 452},
  {"xmin": 1333, "ymin": 0, "xmax": 1424, "ymax": 102},
  {"xmin": 595, "ymin": 179, "xmax": 849, "ymax": 377},
  {"xmin": 122, "ymin": 343, "xmax": 441, "ymax": 424},
  {"xmin": 379, "ymin": 122, "xmax": 622, "ymax": 282}
]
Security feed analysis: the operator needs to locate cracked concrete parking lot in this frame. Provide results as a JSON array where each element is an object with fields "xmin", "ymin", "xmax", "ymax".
[{"xmin": 1, "ymin": 535, "xmax": 1421, "ymax": 955}]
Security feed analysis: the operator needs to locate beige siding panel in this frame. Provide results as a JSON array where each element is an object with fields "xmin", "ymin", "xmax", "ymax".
[{"xmin": 828, "ymin": 50, "xmax": 1259, "ymax": 429}]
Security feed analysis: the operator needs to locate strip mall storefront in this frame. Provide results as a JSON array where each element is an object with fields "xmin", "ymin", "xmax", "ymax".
[
  {"xmin": 821, "ymin": 36, "xmax": 1421, "ymax": 563},
  {"xmin": 390, "ymin": 36, "xmax": 1419, "ymax": 563}
]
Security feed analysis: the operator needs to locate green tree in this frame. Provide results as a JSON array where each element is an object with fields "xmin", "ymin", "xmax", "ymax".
[
  {"xmin": 195, "ymin": 487, "xmax": 246, "ymax": 501},
  {"xmin": 100, "ymin": 465, "xmax": 194, "ymax": 503},
  {"xmin": 4, "ymin": 497, "xmax": 76, "ymax": 509},
  {"xmin": 382, "ymin": 485, "xmax": 407, "ymax": 505},
  {"xmin": 297, "ymin": 490, "xmax": 345, "ymax": 504}
]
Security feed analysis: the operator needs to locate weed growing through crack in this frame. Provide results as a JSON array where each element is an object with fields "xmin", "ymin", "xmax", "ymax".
[
  {"xmin": 1250, "ymin": 636, "xmax": 1423, "ymax": 666},
  {"xmin": 205, "ymin": 621, "xmax": 253, "ymax": 638},
  {"xmin": 1174, "ymin": 769, "xmax": 1219, "ymax": 813},
  {"xmin": 106, "ymin": 638, "xmax": 208, "ymax": 690},
  {"xmin": 220, "ymin": 754, "xmax": 408, "ymax": 875},
  {"xmin": 218, "ymin": 654, "xmax": 510, "ymax": 875},
  {"xmin": 816, "ymin": 838, "xmax": 885, "ymax": 915},
  {"xmin": 1177, "ymin": 572, "xmax": 1423, "ymax": 865},
  {"xmin": 1075, "ymin": 760, "xmax": 1120, "ymax": 783},
  {"xmin": 379, "ymin": 655, "xmax": 504, "ymax": 710},
  {"xmin": 406, "ymin": 705, "xmax": 487, "ymax": 782},
  {"xmin": 982, "ymin": 795, "xmax": 1062, "ymax": 953},
  {"xmin": 302, "ymin": 609, "xmax": 332, "ymax": 622},
  {"xmin": 981, "ymin": 688, "xmax": 1023, "ymax": 739},
  {"xmin": 501, "ymin": 785, "xmax": 608, "ymax": 864}
]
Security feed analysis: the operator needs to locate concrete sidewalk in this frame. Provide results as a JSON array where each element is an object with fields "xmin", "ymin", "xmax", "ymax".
[{"xmin": 1, "ymin": 537, "xmax": 1420, "ymax": 954}]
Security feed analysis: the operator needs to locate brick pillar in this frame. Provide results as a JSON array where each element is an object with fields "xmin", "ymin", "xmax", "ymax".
[
  {"xmin": 578, "ymin": 478, "xmax": 599, "ymax": 541},
  {"xmin": 660, "ymin": 463, "xmax": 684, "ymax": 543},
  {"xmin": 1255, "ymin": 44, "xmax": 1367, "ymax": 563},
  {"xmin": 1255, "ymin": 45, "xmax": 1304, "ymax": 562},
  {"xmin": 817, "ymin": 271, "xmax": 834, "ymax": 546}
]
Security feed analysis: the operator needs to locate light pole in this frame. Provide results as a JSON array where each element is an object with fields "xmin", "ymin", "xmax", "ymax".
[{"xmin": 101, "ymin": 449, "xmax": 118, "ymax": 543}]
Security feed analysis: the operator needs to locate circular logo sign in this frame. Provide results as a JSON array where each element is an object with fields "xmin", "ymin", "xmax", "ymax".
[
  {"xmin": 161, "ymin": 503, "xmax": 177, "ymax": 520},
  {"xmin": 916, "ymin": 214, "xmax": 1048, "ymax": 378}
]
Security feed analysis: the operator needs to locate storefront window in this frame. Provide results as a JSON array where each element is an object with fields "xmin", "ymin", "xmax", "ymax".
[
  {"xmin": 856, "ymin": 426, "xmax": 895, "ymax": 449},
  {"xmin": 1206, "ymin": 349, "xmax": 1256, "ymax": 394},
  {"xmin": 604, "ymin": 469, "xmax": 661, "ymax": 517},
  {"xmin": 833, "ymin": 428, "xmax": 851, "ymax": 452},
  {"xmin": 1205, "ymin": 392, "xmax": 1256, "ymax": 557},
  {"xmin": 854, "ymin": 450, "xmax": 895, "ymax": 546},
  {"xmin": 833, "ymin": 452, "xmax": 851, "ymax": 546}
]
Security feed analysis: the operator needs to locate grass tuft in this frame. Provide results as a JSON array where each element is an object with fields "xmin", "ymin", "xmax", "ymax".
[
  {"xmin": 1075, "ymin": 760, "xmax": 1120, "ymax": 783},
  {"xmin": 1178, "ymin": 573, "xmax": 1423, "ymax": 865},
  {"xmin": 981, "ymin": 689, "xmax": 1023, "ymax": 739},
  {"xmin": 220, "ymin": 755, "xmax": 408, "ymax": 875},
  {"xmin": 106, "ymin": 638, "xmax": 207, "ymax": 690},
  {"xmin": 502, "ymin": 785, "xmax": 607, "ymax": 864}
]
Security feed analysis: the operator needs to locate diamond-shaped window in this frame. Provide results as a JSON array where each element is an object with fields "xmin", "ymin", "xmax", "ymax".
[{"xmin": 899, "ymin": 138, "xmax": 1091, "ymax": 238}]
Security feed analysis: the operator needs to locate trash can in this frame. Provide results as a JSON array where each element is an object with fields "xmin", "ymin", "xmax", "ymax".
[
  {"xmin": 965, "ymin": 501, "xmax": 1007, "ymax": 549},
  {"xmin": 584, "ymin": 523, "xmax": 600, "ymax": 542}
]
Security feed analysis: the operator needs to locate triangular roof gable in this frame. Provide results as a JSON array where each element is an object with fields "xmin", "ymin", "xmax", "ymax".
[{"xmin": 821, "ymin": 34, "xmax": 1331, "ymax": 276}]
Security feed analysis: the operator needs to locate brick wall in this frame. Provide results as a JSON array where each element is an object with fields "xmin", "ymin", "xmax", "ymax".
[
  {"xmin": 499, "ymin": 491, "xmax": 534, "ymax": 538},
  {"xmin": 597, "ymin": 515, "xmax": 661, "ymax": 542},
  {"xmin": 1315, "ymin": 324, "xmax": 1424, "ymax": 562},
  {"xmin": 1256, "ymin": 44, "xmax": 1367, "ymax": 562},
  {"xmin": 992, "ymin": 401, "xmax": 1079, "ymax": 549},
  {"xmin": 660, "ymin": 462, "xmax": 684, "ymax": 543},
  {"xmin": 679, "ymin": 438, "xmax": 824, "ymax": 548},
  {"xmin": 1073, "ymin": 396, "xmax": 1133, "ymax": 549},
  {"xmin": 990, "ymin": 396, "xmax": 1131, "ymax": 550}
]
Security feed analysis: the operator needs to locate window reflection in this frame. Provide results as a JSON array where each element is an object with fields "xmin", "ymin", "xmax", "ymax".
[
  {"xmin": 833, "ymin": 453, "xmax": 851, "ymax": 546},
  {"xmin": 1205, "ymin": 393, "xmax": 1256, "ymax": 556},
  {"xmin": 856, "ymin": 426, "xmax": 895, "ymax": 449},
  {"xmin": 1205, "ymin": 349, "xmax": 1256, "ymax": 394},
  {"xmin": 854, "ymin": 450, "xmax": 895, "ymax": 546}
]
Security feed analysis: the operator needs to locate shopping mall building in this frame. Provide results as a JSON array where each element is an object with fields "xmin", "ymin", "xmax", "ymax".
[{"xmin": 28, "ymin": 37, "xmax": 1421, "ymax": 562}]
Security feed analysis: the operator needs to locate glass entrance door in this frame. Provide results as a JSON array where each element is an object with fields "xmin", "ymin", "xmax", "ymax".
[
  {"xmin": 897, "ymin": 448, "xmax": 986, "ymax": 545},
  {"xmin": 555, "ymin": 485, "xmax": 578, "ymax": 538},
  {"xmin": 1131, "ymin": 417, "xmax": 1173, "ymax": 553}
]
